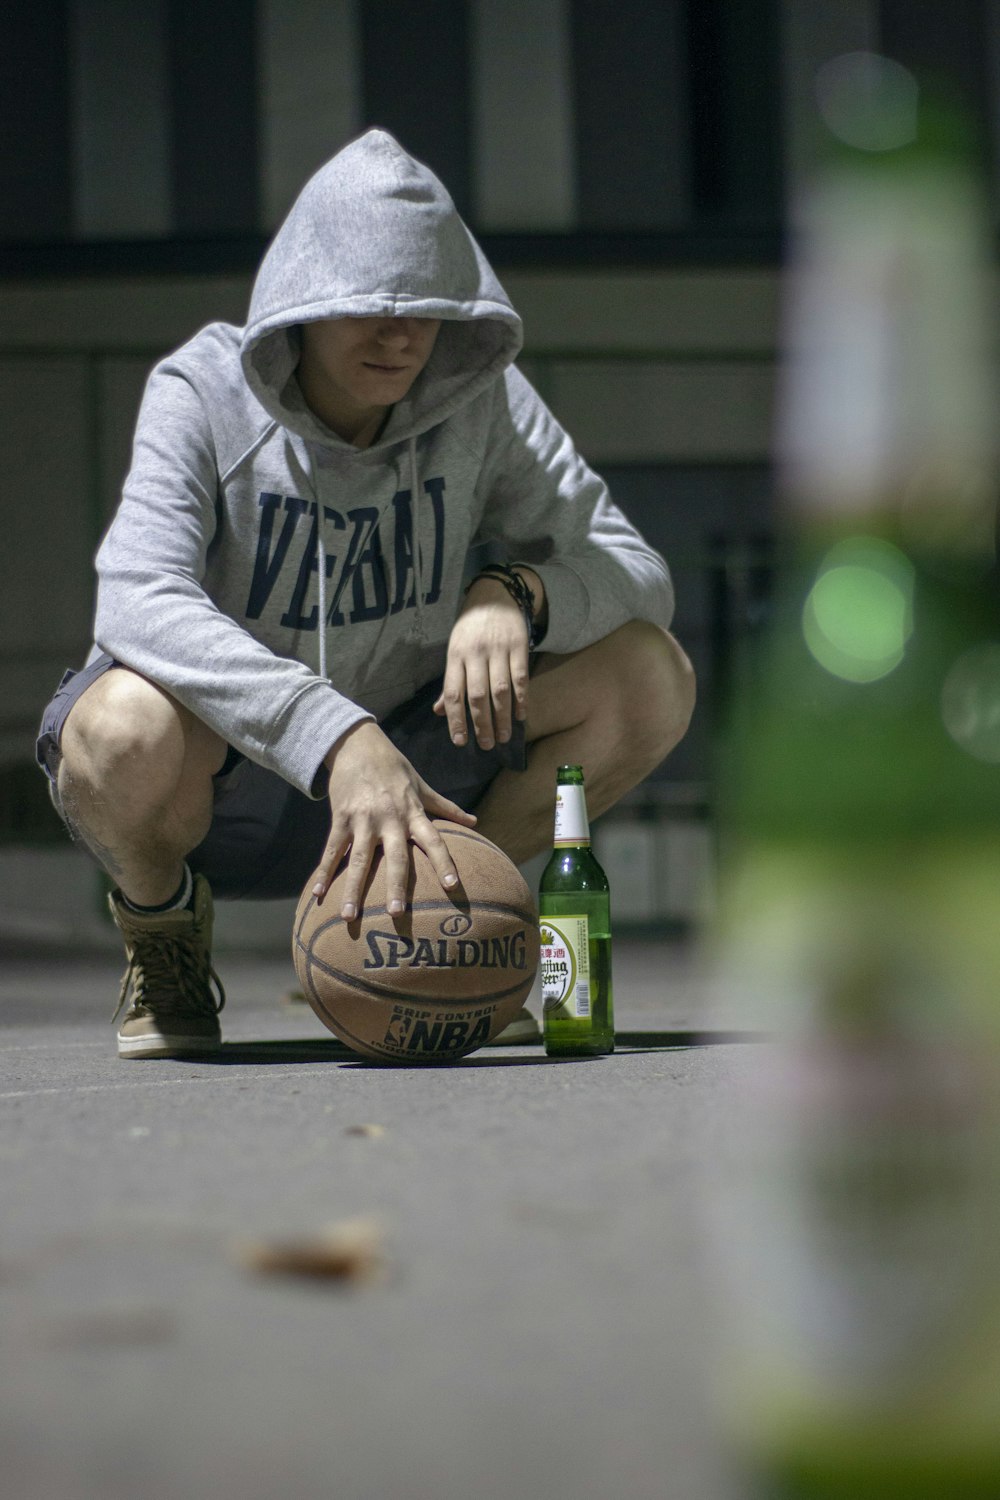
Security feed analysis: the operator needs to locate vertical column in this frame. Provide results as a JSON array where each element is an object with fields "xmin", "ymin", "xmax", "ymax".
[
  {"xmin": 359, "ymin": 0, "xmax": 472, "ymax": 219},
  {"xmin": 257, "ymin": 0, "xmax": 362, "ymax": 232},
  {"xmin": 469, "ymin": 0, "xmax": 576, "ymax": 231},
  {"xmin": 167, "ymin": 0, "xmax": 259, "ymax": 235},
  {"xmin": 685, "ymin": 0, "xmax": 784, "ymax": 229},
  {"xmin": 779, "ymin": 0, "xmax": 880, "ymax": 187},
  {"xmin": 0, "ymin": 3, "xmax": 72, "ymax": 241},
  {"xmin": 880, "ymin": 0, "xmax": 993, "ymax": 170},
  {"xmin": 571, "ymin": 0, "xmax": 691, "ymax": 229},
  {"xmin": 70, "ymin": 0, "xmax": 171, "ymax": 239},
  {"xmin": 984, "ymin": 2, "xmax": 1000, "ymax": 211}
]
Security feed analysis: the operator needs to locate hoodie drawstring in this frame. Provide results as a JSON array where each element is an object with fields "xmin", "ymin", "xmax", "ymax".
[
  {"xmin": 305, "ymin": 445, "xmax": 330, "ymax": 680},
  {"xmin": 316, "ymin": 521, "xmax": 329, "ymax": 680},
  {"xmin": 405, "ymin": 436, "xmax": 428, "ymax": 645}
]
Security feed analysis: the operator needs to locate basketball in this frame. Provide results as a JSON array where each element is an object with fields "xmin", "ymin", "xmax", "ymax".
[{"xmin": 292, "ymin": 822, "xmax": 540, "ymax": 1063}]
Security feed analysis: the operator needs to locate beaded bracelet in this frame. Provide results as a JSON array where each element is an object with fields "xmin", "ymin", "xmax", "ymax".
[{"xmin": 465, "ymin": 562, "xmax": 539, "ymax": 650}]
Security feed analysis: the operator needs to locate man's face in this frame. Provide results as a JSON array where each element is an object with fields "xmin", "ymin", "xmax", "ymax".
[{"xmin": 298, "ymin": 315, "xmax": 442, "ymax": 438}]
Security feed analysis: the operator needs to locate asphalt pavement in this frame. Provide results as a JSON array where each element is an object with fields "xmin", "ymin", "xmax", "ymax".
[{"xmin": 1, "ymin": 927, "xmax": 759, "ymax": 1500}]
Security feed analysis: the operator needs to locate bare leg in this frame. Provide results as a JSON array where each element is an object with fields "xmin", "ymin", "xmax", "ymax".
[
  {"xmin": 57, "ymin": 668, "xmax": 228, "ymax": 906},
  {"xmin": 474, "ymin": 622, "xmax": 696, "ymax": 865}
]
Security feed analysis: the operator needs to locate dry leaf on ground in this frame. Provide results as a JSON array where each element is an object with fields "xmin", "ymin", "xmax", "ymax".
[{"xmin": 235, "ymin": 1216, "xmax": 385, "ymax": 1284}]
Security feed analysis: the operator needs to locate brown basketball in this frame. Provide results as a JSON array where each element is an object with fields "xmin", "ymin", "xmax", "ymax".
[{"xmin": 292, "ymin": 821, "xmax": 539, "ymax": 1063}]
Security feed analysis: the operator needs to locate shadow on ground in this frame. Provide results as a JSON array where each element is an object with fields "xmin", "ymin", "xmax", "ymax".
[{"xmin": 189, "ymin": 1030, "xmax": 768, "ymax": 1067}]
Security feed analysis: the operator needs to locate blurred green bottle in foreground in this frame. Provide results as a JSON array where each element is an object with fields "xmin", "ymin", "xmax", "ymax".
[
  {"xmin": 539, "ymin": 766, "xmax": 614, "ymax": 1057},
  {"xmin": 711, "ymin": 54, "xmax": 1000, "ymax": 1499}
]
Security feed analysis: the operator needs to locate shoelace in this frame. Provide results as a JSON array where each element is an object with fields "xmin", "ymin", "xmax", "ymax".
[{"xmin": 111, "ymin": 931, "xmax": 226, "ymax": 1024}]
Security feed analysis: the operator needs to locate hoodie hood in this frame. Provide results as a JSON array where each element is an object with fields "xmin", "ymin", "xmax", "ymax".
[{"xmin": 241, "ymin": 129, "xmax": 523, "ymax": 448}]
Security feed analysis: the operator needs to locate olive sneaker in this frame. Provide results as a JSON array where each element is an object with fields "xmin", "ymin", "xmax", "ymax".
[{"xmin": 109, "ymin": 875, "xmax": 225, "ymax": 1059}]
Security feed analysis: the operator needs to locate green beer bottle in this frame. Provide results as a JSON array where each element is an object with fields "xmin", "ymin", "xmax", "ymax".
[
  {"xmin": 711, "ymin": 54, "xmax": 1000, "ymax": 1499},
  {"xmin": 539, "ymin": 765, "xmax": 614, "ymax": 1057}
]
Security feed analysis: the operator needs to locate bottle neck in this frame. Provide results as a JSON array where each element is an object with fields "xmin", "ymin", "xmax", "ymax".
[{"xmin": 553, "ymin": 783, "xmax": 590, "ymax": 848}]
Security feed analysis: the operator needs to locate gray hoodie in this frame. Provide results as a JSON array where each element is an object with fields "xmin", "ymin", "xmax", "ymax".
[{"xmin": 93, "ymin": 130, "xmax": 674, "ymax": 798}]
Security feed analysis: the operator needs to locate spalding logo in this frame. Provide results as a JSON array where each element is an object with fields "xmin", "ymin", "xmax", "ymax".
[
  {"xmin": 363, "ymin": 928, "xmax": 529, "ymax": 971},
  {"xmin": 381, "ymin": 1002, "xmax": 498, "ymax": 1056},
  {"xmin": 439, "ymin": 912, "xmax": 473, "ymax": 937}
]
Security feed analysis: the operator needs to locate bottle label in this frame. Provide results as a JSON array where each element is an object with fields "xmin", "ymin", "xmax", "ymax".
[
  {"xmin": 553, "ymin": 785, "xmax": 590, "ymax": 847},
  {"xmin": 540, "ymin": 915, "xmax": 591, "ymax": 1017}
]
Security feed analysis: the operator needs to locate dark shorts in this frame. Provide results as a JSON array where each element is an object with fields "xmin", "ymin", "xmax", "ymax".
[{"xmin": 36, "ymin": 654, "xmax": 528, "ymax": 901}]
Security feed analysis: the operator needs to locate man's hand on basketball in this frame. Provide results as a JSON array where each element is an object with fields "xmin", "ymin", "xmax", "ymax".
[
  {"xmin": 316, "ymin": 722, "xmax": 476, "ymax": 920},
  {"xmin": 434, "ymin": 570, "xmax": 541, "ymax": 750}
]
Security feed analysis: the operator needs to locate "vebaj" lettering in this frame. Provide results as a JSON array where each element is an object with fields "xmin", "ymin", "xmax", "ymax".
[{"xmin": 246, "ymin": 478, "xmax": 447, "ymax": 629}]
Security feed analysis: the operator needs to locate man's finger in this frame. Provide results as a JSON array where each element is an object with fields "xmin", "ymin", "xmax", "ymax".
[
  {"xmin": 510, "ymin": 643, "xmax": 530, "ymax": 721},
  {"xmin": 380, "ymin": 828, "xmax": 412, "ymax": 915},
  {"xmin": 339, "ymin": 836, "xmax": 374, "ymax": 921},
  {"xmin": 439, "ymin": 666, "xmax": 469, "ymax": 746},
  {"xmin": 313, "ymin": 823, "xmax": 350, "ymax": 902},
  {"xmin": 488, "ymin": 656, "xmax": 513, "ymax": 743},
  {"xmin": 464, "ymin": 662, "xmax": 494, "ymax": 749},
  {"xmin": 409, "ymin": 811, "xmax": 463, "ymax": 894},
  {"xmin": 420, "ymin": 787, "xmax": 477, "ymax": 829}
]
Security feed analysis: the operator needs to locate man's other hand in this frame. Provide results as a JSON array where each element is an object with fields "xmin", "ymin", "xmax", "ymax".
[{"xmin": 315, "ymin": 722, "xmax": 476, "ymax": 920}]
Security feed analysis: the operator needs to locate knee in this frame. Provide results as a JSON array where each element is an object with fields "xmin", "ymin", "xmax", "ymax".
[
  {"xmin": 606, "ymin": 622, "xmax": 696, "ymax": 768},
  {"xmin": 61, "ymin": 670, "xmax": 186, "ymax": 788}
]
